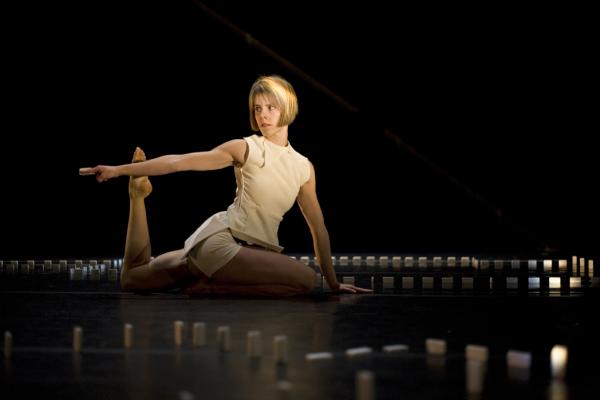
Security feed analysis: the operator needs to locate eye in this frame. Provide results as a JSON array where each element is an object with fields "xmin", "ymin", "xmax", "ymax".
[
  {"xmin": 254, "ymin": 106, "xmax": 261, "ymax": 113},
  {"xmin": 269, "ymin": 105, "xmax": 277, "ymax": 111}
]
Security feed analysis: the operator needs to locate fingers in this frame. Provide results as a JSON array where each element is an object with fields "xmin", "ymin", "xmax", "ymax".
[
  {"xmin": 339, "ymin": 284, "xmax": 373, "ymax": 294},
  {"xmin": 79, "ymin": 167, "xmax": 96, "ymax": 176}
]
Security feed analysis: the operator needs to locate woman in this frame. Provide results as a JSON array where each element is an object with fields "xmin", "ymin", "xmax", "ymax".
[{"xmin": 80, "ymin": 75, "xmax": 372, "ymax": 296}]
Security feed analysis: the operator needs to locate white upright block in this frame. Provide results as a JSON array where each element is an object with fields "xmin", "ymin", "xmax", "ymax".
[
  {"xmin": 352, "ymin": 256, "xmax": 362, "ymax": 266},
  {"xmin": 433, "ymin": 257, "xmax": 442, "ymax": 267},
  {"xmin": 356, "ymin": 370, "xmax": 375, "ymax": 400},
  {"xmin": 528, "ymin": 277, "xmax": 540, "ymax": 289},
  {"xmin": 273, "ymin": 335, "xmax": 288, "ymax": 364},
  {"xmin": 246, "ymin": 330, "xmax": 262, "ymax": 358},
  {"xmin": 382, "ymin": 276, "xmax": 394, "ymax": 289},
  {"xmin": 4, "ymin": 331, "xmax": 12, "ymax": 359},
  {"xmin": 528, "ymin": 260, "xmax": 537, "ymax": 271},
  {"xmin": 426, "ymin": 338, "xmax": 446, "ymax": 355},
  {"xmin": 569, "ymin": 277, "xmax": 581, "ymax": 289},
  {"xmin": 103, "ymin": 259, "xmax": 112, "ymax": 268},
  {"xmin": 511, "ymin": 260, "xmax": 520, "ymax": 270},
  {"xmin": 460, "ymin": 257, "xmax": 470, "ymax": 267},
  {"xmin": 123, "ymin": 323, "xmax": 133, "ymax": 348},
  {"xmin": 466, "ymin": 359, "xmax": 487, "ymax": 394},
  {"xmin": 418, "ymin": 257, "xmax": 427, "ymax": 268},
  {"xmin": 543, "ymin": 260, "xmax": 552, "ymax": 272},
  {"xmin": 480, "ymin": 260, "xmax": 490, "ymax": 270},
  {"xmin": 89, "ymin": 260, "xmax": 98, "ymax": 267},
  {"xmin": 192, "ymin": 322, "xmax": 206, "ymax": 347},
  {"xmin": 442, "ymin": 277, "xmax": 453, "ymax": 289},
  {"xmin": 465, "ymin": 344, "xmax": 488, "ymax": 362},
  {"xmin": 174, "ymin": 321, "xmax": 185, "ymax": 347},
  {"xmin": 108, "ymin": 269, "xmax": 119, "ymax": 281},
  {"xmin": 75, "ymin": 260, "xmax": 83, "ymax": 268},
  {"xmin": 44, "ymin": 260, "xmax": 52, "ymax": 271},
  {"xmin": 392, "ymin": 256, "xmax": 401, "ymax": 268},
  {"xmin": 343, "ymin": 276, "xmax": 355, "ymax": 285},
  {"xmin": 494, "ymin": 260, "xmax": 504, "ymax": 270},
  {"xmin": 73, "ymin": 326, "xmax": 82, "ymax": 352},
  {"xmin": 551, "ymin": 345, "xmax": 568, "ymax": 379},
  {"xmin": 300, "ymin": 256, "xmax": 310, "ymax": 265},
  {"xmin": 217, "ymin": 326, "xmax": 231, "ymax": 352},
  {"xmin": 404, "ymin": 257, "xmax": 414, "ymax": 268},
  {"xmin": 339, "ymin": 256, "xmax": 349, "ymax": 266},
  {"xmin": 462, "ymin": 277, "xmax": 473, "ymax": 289},
  {"xmin": 366, "ymin": 256, "xmax": 375, "ymax": 267},
  {"xmin": 422, "ymin": 277, "xmax": 434, "ymax": 289},
  {"xmin": 506, "ymin": 277, "xmax": 518, "ymax": 289},
  {"xmin": 549, "ymin": 277, "xmax": 561, "ymax": 289},
  {"xmin": 590, "ymin": 260, "xmax": 594, "ymax": 277},
  {"xmin": 558, "ymin": 260, "xmax": 567, "ymax": 272},
  {"xmin": 447, "ymin": 257, "xmax": 456, "ymax": 267},
  {"xmin": 277, "ymin": 381, "xmax": 292, "ymax": 400},
  {"xmin": 378, "ymin": 256, "xmax": 389, "ymax": 268},
  {"xmin": 579, "ymin": 258, "xmax": 585, "ymax": 276},
  {"xmin": 402, "ymin": 277, "xmax": 413, "ymax": 289}
]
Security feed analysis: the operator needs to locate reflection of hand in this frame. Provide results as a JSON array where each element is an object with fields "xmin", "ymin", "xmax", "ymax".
[
  {"xmin": 337, "ymin": 283, "xmax": 373, "ymax": 294},
  {"xmin": 79, "ymin": 165, "xmax": 119, "ymax": 182}
]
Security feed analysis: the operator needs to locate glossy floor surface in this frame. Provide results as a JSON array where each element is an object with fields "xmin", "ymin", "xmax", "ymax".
[{"xmin": 1, "ymin": 279, "xmax": 597, "ymax": 399}]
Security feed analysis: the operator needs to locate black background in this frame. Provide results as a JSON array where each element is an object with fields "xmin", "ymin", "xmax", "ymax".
[{"xmin": 1, "ymin": 1, "xmax": 597, "ymax": 259}]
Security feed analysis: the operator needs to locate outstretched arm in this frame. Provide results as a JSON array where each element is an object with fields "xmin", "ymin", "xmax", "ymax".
[
  {"xmin": 297, "ymin": 162, "xmax": 373, "ymax": 294},
  {"xmin": 79, "ymin": 140, "xmax": 247, "ymax": 182}
]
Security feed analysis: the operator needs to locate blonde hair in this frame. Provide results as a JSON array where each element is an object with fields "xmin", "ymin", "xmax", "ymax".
[{"xmin": 249, "ymin": 75, "xmax": 298, "ymax": 131}]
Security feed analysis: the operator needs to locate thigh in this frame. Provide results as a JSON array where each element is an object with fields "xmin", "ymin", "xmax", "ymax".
[
  {"xmin": 210, "ymin": 246, "xmax": 317, "ymax": 290},
  {"xmin": 123, "ymin": 249, "xmax": 206, "ymax": 291}
]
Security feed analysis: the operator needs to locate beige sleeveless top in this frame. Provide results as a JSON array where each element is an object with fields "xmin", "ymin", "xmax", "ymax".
[{"xmin": 184, "ymin": 134, "xmax": 311, "ymax": 254}]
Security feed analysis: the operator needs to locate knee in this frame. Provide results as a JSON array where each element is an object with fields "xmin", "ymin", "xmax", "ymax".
[{"xmin": 295, "ymin": 268, "xmax": 316, "ymax": 293}]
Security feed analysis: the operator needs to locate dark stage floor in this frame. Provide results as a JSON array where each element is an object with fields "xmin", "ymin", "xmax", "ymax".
[{"xmin": 1, "ymin": 256, "xmax": 598, "ymax": 399}]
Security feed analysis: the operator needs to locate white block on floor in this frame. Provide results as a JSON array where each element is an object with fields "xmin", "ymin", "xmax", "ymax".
[
  {"xmin": 506, "ymin": 277, "xmax": 518, "ymax": 289},
  {"xmin": 378, "ymin": 256, "xmax": 389, "ymax": 268},
  {"xmin": 543, "ymin": 260, "xmax": 552, "ymax": 272},
  {"xmin": 356, "ymin": 370, "xmax": 375, "ymax": 400},
  {"xmin": 480, "ymin": 260, "xmax": 490, "ymax": 270},
  {"xmin": 418, "ymin": 257, "xmax": 427, "ymax": 268},
  {"xmin": 330, "ymin": 256, "xmax": 337, "ymax": 266},
  {"xmin": 590, "ymin": 259, "xmax": 594, "ymax": 277},
  {"xmin": 447, "ymin": 257, "xmax": 456, "ymax": 267},
  {"xmin": 433, "ymin": 257, "xmax": 442, "ymax": 267},
  {"xmin": 382, "ymin": 276, "xmax": 394, "ymax": 289},
  {"xmin": 549, "ymin": 277, "xmax": 561, "ymax": 289},
  {"xmin": 569, "ymin": 277, "xmax": 581, "ymax": 289},
  {"xmin": 550, "ymin": 345, "xmax": 568, "ymax": 379},
  {"xmin": 89, "ymin": 260, "xmax": 97, "ymax": 267},
  {"xmin": 366, "ymin": 256, "xmax": 375, "ymax": 267},
  {"xmin": 343, "ymin": 276, "xmax": 355, "ymax": 285},
  {"xmin": 507, "ymin": 350, "xmax": 531, "ymax": 369},
  {"xmin": 217, "ymin": 326, "xmax": 231, "ymax": 352},
  {"xmin": 441, "ymin": 277, "xmax": 453, "ymax": 289},
  {"xmin": 422, "ymin": 277, "xmax": 434, "ymax": 289},
  {"xmin": 382, "ymin": 344, "xmax": 409, "ymax": 353},
  {"xmin": 123, "ymin": 323, "xmax": 133, "ymax": 349},
  {"xmin": 352, "ymin": 256, "xmax": 362, "ymax": 266},
  {"xmin": 425, "ymin": 338, "xmax": 446, "ymax": 355},
  {"xmin": 528, "ymin": 260, "xmax": 537, "ymax": 271},
  {"xmin": 494, "ymin": 260, "xmax": 504, "ymax": 270},
  {"xmin": 345, "ymin": 346, "xmax": 373, "ymax": 358},
  {"xmin": 246, "ymin": 330, "xmax": 262, "ymax": 358},
  {"xmin": 273, "ymin": 335, "xmax": 288, "ymax": 364},
  {"xmin": 392, "ymin": 256, "xmax": 401, "ymax": 268},
  {"xmin": 462, "ymin": 277, "xmax": 473, "ymax": 289},
  {"xmin": 305, "ymin": 352, "xmax": 333, "ymax": 361},
  {"xmin": 460, "ymin": 257, "xmax": 470, "ymax": 267},
  {"xmin": 528, "ymin": 277, "xmax": 540, "ymax": 289},
  {"xmin": 402, "ymin": 277, "xmax": 413, "ymax": 289},
  {"xmin": 108, "ymin": 268, "xmax": 119, "ymax": 281},
  {"xmin": 465, "ymin": 344, "xmax": 488, "ymax": 362},
  {"xmin": 472, "ymin": 258, "xmax": 479, "ymax": 269},
  {"xmin": 192, "ymin": 322, "xmax": 206, "ymax": 347},
  {"xmin": 511, "ymin": 260, "xmax": 520, "ymax": 270},
  {"xmin": 174, "ymin": 321, "xmax": 185, "ymax": 347},
  {"xmin": 339, "ymin": 256, "xmax": 349, "ymax": 266},
  {"xmin": 404, "ymin": 257, "xmax": 414, "ymax": 268},
  {"xmin": 44, "ymin": 260, "xmax": 52, "ymax": 271},
  {"xmin": 314, "ymin": 273, "xmax": 323, "ymax": 288},
  {"xmin": 558, "ymin": 260, "xmax": 567, "ymax": 272},
  {"xmin": 300, "ymin": 256, "xmax": 310, "ymax": 265}
]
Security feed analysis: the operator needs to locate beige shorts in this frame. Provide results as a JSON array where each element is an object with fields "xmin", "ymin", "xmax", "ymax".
[{"xmin": 187, "ymin": 229, "xmax": 242, "ymax": 277}]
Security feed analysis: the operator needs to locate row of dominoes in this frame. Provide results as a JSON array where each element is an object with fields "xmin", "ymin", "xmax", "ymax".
[
  {"xmin": 317, "ymin": 274, "xmax": 590, "ymax": 291},
  {"xmin": 3, "ymin": 328, "xmax": 569, "ymax": 400},
  {"xmin": 292, "ymin": 255, "xmax": 595, "ymax": 277}
]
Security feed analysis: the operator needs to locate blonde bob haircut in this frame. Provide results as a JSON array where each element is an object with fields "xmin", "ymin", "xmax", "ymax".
[{"xmin": 249, "ymin": 75, "xmax": 298, "ymax": 131}]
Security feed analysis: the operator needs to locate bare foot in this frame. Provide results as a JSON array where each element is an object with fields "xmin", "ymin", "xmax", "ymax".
[{"xmin": 129, "ymin": 147, "xmax": 152, "ymax": 199}]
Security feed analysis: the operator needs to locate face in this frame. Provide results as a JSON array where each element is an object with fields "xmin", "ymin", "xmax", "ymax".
[{"xmin": 254, "ymin": 94, "xmax": 283, "ymax": 137}]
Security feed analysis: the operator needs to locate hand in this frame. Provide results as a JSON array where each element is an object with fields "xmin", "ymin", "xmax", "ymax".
[
  {"xmin": 79, "ymin": 165, "xmax": 119, "ymax": 182},
  {"xmin": 336, "ymin": 283, "xmax": 373, "ymax": 294}
]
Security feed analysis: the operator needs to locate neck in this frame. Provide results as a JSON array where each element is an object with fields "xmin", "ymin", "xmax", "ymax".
[{"xmin": 263, "ymin": 126, "xmax": 288, "ymax": 147}]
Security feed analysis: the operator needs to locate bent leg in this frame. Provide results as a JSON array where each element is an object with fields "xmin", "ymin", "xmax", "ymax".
[
  {"xmin": 186, "ymin": 246, "xmax": 317, "ymax": 296},
  {"xmin": 121, "ymin": 249, "xmax": 206, "ymax": 291}
]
